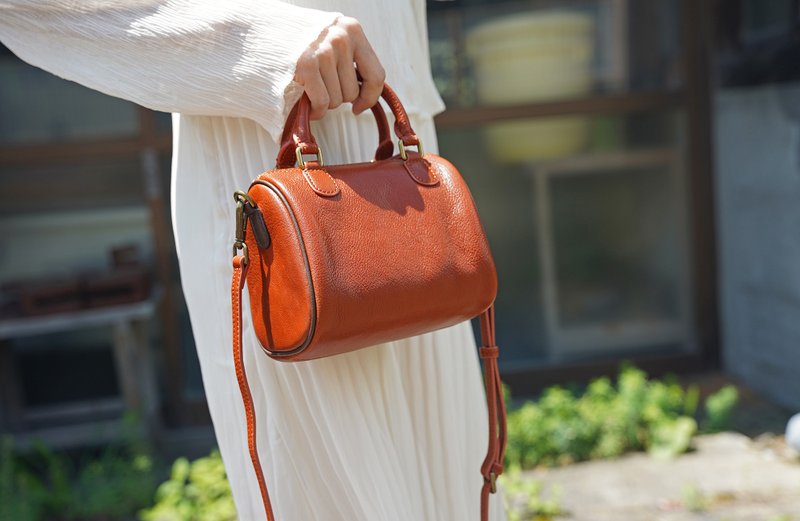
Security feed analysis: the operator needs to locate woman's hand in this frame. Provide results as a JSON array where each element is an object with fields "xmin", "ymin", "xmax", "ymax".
[{"xmin": 294, "ymin": 16, "xmax": 385, "ymax": 120}]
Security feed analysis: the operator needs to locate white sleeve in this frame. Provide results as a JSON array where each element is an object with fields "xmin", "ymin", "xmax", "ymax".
[{"xmin": 0, "ymin": 0, "xmax": 341, "ymax": 139}]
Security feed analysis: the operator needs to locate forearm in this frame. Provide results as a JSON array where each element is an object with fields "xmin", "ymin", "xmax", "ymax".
[{"xmin": 0, "ymin": 0, "xmax": 341, "ymax": 138}]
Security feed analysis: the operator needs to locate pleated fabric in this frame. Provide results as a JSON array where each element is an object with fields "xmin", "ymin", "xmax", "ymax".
[
  {"xmin": 172, "ymin": 110, "xmax": 507, "ymax": 520},
  {"xmin": 0, "ymin": 0, "xmax": 508, "ymax": 518}
]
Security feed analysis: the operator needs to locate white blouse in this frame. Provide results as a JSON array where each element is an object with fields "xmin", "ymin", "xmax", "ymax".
[{"xmin": 0, "ymin": 0, "xmax": 445, "ymax": 140}]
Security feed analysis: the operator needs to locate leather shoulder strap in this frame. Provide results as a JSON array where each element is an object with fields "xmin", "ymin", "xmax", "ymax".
[
  {"xmin": 232, "ymin": 256, "xmax": 276, "ymax": 520},
  {"xmin": 478, "ymin": 305, "xmax": 507, "ymax": 520},
  {"xmin": 232, "ymin": 256, "xmax": 506, "ymax": 521}
]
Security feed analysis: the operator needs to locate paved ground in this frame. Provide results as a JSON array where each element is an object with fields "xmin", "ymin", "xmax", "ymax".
[
  {"xmin": 505, "ymin": 374, "xmax": 800, "ymax": 521},
  {"xmin": 511, "ymin": 433, "xmax": 800, "ymax": 521}
]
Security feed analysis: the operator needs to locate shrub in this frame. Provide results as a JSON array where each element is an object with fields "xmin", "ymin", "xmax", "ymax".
[
  {"xmin": 703, "ymin": 385, "xmax": 739, "ymax": 432},
  {"xmin": 139, "ymin": 450, "xmax": 236, "ymax": 521},
  {"xmin": 0, "ymin": 415, "xmax": 157, "ymax": 521},
  {"xmin": 500, "ymin": 469, "xmax": 563, "ymax": 521},
  {"xmin": 0, "ymin": 436, "xmax": 46, "ymax": 521},
  {"xmin": 505, "ymin": 365, "xmax": 737, "ymax": 470}
]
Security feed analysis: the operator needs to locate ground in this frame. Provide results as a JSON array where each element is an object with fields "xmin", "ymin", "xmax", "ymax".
[
  {"xmin": 518, "ymin": 432, "xmax": 799, "ymax": 521},
  {"xmin": 508, "ymin": 373, "xmax": 800, "ymax": 521}
]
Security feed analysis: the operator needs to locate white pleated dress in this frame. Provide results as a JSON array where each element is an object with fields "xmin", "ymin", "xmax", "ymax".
[{"xmin": 1, "ymin": 1, "xmax": 507, "ymax": 519}]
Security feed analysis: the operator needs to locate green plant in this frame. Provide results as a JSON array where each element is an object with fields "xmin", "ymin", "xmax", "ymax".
[
  {"xmin": 703, "ymin": 385, "xmax": 739, "ymax": 432},
  {"xmin": 505, "ymin": 365, "xmax": 729, "ymax": 470},
  {"xmin": 140, "ymin": 450, "xmax": 236, "ymax": 521},
  {"xmin": 681, "ymin": 483, "xmax": 709, "ymax": 513},
  {"xmin": 500, "ymin": 470, "xmax": 564, "ymax": 521},
  {"xmin": 647, "ymin": 416, "xmax": 697, "ymax": 461},
  {"xmin": 66, "ymin": 446, "xmax": 155, "ymax": 519},
  {"xmin": 1, "ymin": 415, "xmax": 158, "ymax": 521},
  {"xmin": 0, "ymin": 436, "xmax": 47, "ymax": 521}
]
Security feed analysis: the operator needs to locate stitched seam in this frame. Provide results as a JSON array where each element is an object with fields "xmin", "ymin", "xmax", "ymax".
[
  {"xmin": 303, "ymin": 169, "xmax": 339, "ymax": 196},
  {"xmin": 425, "ymin": 158, "xmax": 440, "ymax": 184},
  {"xmin": 403, "ymin": 159, "xmax": 439, "ymax": 186}
]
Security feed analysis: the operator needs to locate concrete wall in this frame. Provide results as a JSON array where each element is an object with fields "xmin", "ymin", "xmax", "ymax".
[{"xmin": 715, "ymin": 82, "xmax": 800, "ymax": 411}]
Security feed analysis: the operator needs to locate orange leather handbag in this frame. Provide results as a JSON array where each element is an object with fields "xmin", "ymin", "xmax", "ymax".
[{"xmin": 231, "ymin": 84, "xmax": 507, "ymax": 521}]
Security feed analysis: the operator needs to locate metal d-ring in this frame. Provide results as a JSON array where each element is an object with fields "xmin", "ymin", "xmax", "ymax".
[
  {"xmin": 398, "ymin": 139, "xmax": 425, "ymax": 160},
  {"xmin": 296, "ymin": 146, "xmax": 324, "ymax": 169}
]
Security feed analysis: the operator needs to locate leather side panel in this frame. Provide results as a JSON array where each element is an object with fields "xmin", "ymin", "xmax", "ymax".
[{"xmin": 244, "ymin": 182, "xmax": 315, "ymax": 355}]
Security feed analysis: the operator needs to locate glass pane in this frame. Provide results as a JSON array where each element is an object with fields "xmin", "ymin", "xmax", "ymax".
[
  {"xmin": 480, "ymin": 110, "xmax": 676, "ymax": 164},
  {"xmin": 428, "ymin": 0, "xmax": 682, "ymax": 108},
  {"xmin": 437, "ymin": 110, "xmax": 695, "ymax": 368},
  {"xmin": 546, "ymin": 155, "xmax": 690, "ymax": 360},
  {"xmin": 716, "ymin": 0, "xmax": 800, "ymax": 87},
  {"xmin": 13, "ymin": 330, "xmax": 119, "ymax": 408},
  {"xmin": 742, "ymin": 0, "xmax": 796, "ymax": 42},
  {"xmin": 0, "ymin": 56, "xmax": 139, "ymax": 144}
]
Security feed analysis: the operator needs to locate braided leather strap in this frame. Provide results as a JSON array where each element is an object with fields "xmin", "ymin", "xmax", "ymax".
[{"xmin": 232, "ymin": 256, "xmax": 506, "ymax": 520}]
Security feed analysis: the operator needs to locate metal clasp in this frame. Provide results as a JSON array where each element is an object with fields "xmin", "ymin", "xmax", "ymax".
[
  {"xmin": 233, "ymin": 190, "xmax": 255, "ymax": 264},
  {"xmin": 489, "ymin": 472, "xmax": 497, "ymax": 494},
  {"xmin": 296, "ymin": 146, "xmax": 324, "ymax": 169},
  {"xmin": 398, "ymin": 139, "xmax": 425, "ymax": 161}
]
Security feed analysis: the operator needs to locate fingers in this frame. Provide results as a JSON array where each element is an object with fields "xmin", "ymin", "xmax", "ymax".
[
  {"xmin": 298, "ymin": 63, "xmax": 329, "ymax": 120},
  {"xmin": 351, "ymin": 32, "xmax": 385, "ymax": 114},
  {"xmin": 294, "ymin": 17, "xmax": 385, "ymax": 120},
  {"xmin": 352, "ymin": 65, "xmax": 384, "ymax": 115},
  {"xmin": 338, "ymin": 60, "xmax": 359, "ymax": 104},
  {"xmin": 318, "ymin": 50, "xmax": 343, "ymax": 109}
]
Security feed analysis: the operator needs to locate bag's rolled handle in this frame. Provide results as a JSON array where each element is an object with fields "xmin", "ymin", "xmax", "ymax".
[{"xmin": 276, "ymin": 82, "xmax": 422, "ymax": 169}]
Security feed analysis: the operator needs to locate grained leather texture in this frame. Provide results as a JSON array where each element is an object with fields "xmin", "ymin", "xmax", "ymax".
[
  {"xmin": 245, "ymin": 183, "xmax": 315, "ymax": 354},
  {"xmin": 403, "ymin": 154, "xmax": 440, "ymax": 186},
  {"xmin": 302, "ymin": 167, "xmax": 340, "ymax": 197},
  {"xmin": 243, "ymin": 152, "xmax": 497, "ymax": 360}
]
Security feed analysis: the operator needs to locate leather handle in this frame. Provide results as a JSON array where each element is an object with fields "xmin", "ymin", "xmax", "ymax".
[{"xmin": 276, "ymin": 82, "xmax": 420, "ymax": 168}]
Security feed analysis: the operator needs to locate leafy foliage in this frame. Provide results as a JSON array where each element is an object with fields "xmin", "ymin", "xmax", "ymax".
[
  {"xmin": 505, "ymin": 365, "xmax": 738, "ymax": 470},
  {"xmin": 139, "ymin": 450, "xmax": 236, "ymax": 521},
  {"xmin": 0, "ymin": 436, "xmax": 46, "ymax": 521},
  {"xmin": 500, "ymin": 469, "xmax": 564, "ymax": 521},
  {"xmin": 703, "ymin": 385, "xmax": 739, "ymax": 433},
  {"xmin": 0, "ymin": 415, "xmax": 157, "ymax": 521}
]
